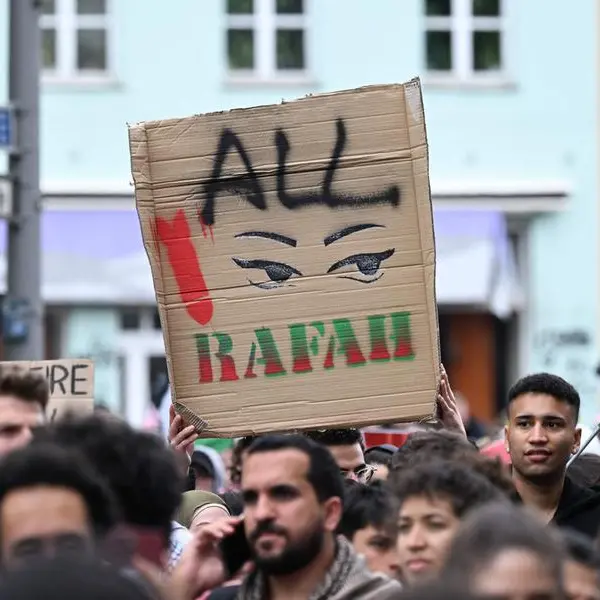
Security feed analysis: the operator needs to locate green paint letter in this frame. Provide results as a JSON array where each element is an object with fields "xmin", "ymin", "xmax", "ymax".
[
  {"xmin": 323, "ymin": 318, "xmax": 366, "ymax": 370},
  {"xmin": 244, "ymin": 327, "xmax": 286, "ymax": 379},
  {"xmin": 390, "ymin": 312, "xmax": 415, "ymax": 360},
  {"xmin": 289, "ymin": 322, "xmax": 326, "ymax": 374},
  {"xmin": 195, "ymin": 332, "xmax": 239, "ymax": 383}
]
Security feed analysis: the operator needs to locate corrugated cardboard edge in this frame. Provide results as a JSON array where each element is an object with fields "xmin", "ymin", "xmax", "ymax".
[
  {"xmin": 404, "ymin": 77, "xmax": 441, "ymax": 417},
  {"xmin": 127, "ymin": 123, "xmax": 209, "ymax": 433}
]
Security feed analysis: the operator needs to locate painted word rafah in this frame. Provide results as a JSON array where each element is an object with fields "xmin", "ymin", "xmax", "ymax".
[
  {"xmin": 196, "ymin": 312, "xmax": 414, "ymax": 384},
  {"xmin": 153, "ymin": 119, "xmax": 401, "ymax": 327}
]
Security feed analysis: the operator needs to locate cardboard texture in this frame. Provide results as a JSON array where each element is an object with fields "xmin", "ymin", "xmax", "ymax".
[
  {"xmin": 129, "ymin": 78, "xmax": 439, "ymax": 437},
  {"xmin": 0, "ymin": 359, "xmax": 95, "ymax": 421}
]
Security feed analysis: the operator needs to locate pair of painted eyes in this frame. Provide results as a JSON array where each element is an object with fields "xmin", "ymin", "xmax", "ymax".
[{"xmin": 233, "ymin": 249, "xmax": 395, "ymax": 289}]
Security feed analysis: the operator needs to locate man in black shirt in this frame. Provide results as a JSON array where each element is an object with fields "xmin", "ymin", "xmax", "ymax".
[{"xmin": 505, "ymin": 372, "xmax": 600, "ymax": 538}]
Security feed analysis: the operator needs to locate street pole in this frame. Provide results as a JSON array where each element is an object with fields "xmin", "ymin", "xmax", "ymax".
[{"xmin": 6, "ymin": 0, "xmax": 43, "ymax": 360}]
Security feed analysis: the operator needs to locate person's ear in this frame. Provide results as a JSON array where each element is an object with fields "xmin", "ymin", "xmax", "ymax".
[
  {"xmin": 573, "ymin": 427, "xmax": 582, "ymax": 454},
  {"xmin": 504, "ymin": 424, "xmax": 510, "ymax": 454},
  {"xmin": 322, "ymin": 497, "xmax": 343, "ymax": 533}
]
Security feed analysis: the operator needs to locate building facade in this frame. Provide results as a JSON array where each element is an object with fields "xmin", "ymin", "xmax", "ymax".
[{"xmin": 0, "ymin": 0, "xmax": 598, "ymax": 426}]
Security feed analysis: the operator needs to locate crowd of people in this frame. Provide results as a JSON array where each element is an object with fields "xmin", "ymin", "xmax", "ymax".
[{"xmin": 0, "ymin": 364, "xmax": 599, "ymax": 599}]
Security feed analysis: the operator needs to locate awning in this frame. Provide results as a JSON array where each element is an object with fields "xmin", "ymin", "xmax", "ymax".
[
  {"xmin": 0, "ymin": 209, "xmax": 522, "ymax": 315},
  {"xmin": 434, "ymin": 210, "xmax": 523, "ymax": 318}
]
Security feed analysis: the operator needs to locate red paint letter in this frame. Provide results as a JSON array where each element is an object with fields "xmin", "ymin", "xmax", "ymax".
[{"xmin": 154, "ymin": 209, "xmax": 214, "ymax": 326}]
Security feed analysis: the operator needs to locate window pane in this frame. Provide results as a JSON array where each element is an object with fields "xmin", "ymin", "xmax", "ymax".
[
  {"xmin": 77, "ymin": 0, "xmax": 106, "ymax": 14},
  {"xmin": 425, "ymin": 0, "xmax": 451, "ymax": 16},
  {"xmin": 473, "ymin": 30, "xmax": 501, "ymax": 70},
  {"xmin": 41, "ymin": 28, "xmax": 56, "ymax": 69},
  {"xmin": 120, "ymin": 309, "xmax": 140, "ymax": 330},
  {"xmin": 228, "ymin": 29, "xmax": 254, "ymax": 69},
  {"xmin": 426, "ymin": 30, "xmax": 452, "ymax": 70},
  {"xmin": 277, "ymin": 0, "xmax": 303, "ymax": 14},
  {"xmin": 276, "ymin": 29, "xmax": 304, "ymax": 70},
  {"xmin": 41, "ymin": 0, "xmax": 55, "ymax": 15},
  {"xmin": 77, "ymin": 28, "xmax": 107, "ymax": 70},
  {"xmin": 227, "ymin": 0, "xmax": 253, "ymax": 14},
  {"xmin": 472, "ymin": 0, "xmax": 500, "ymax": 16}
]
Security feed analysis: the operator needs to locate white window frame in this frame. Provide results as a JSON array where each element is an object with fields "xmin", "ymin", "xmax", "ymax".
[
  {"xmin": 424, "ymin": 0, "xmax": 506, "ymax": 83},
  {"xmin": 226, "ymin": 0, "xmax": 310, "ymax": 83},
  {"xmin": 41, "ymin": 0, "xmax": 115, "ymax": 83}
]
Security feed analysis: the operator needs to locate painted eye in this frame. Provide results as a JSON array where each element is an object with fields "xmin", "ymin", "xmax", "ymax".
[
  {"xmin": 232, "ymin": 258, "xmax": 302, "ymax": 289},
  {"xmin": 327, "ymin": 249, "xmax": 395, "ymax": 283}
]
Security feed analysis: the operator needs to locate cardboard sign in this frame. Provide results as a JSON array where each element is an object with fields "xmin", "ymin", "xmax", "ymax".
[
  {"xmin": 0, "ymin": 359, "xmax": 94, "ymax": 421},
  {"xmin": 129, "ymin": 79, "xmax": 439, "ymax": 437}
]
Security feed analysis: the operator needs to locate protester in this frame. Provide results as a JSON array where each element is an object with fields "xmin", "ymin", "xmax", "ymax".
[
  {"xmin": 176, "ymin": 491, "xmax": 230, "ymax": 533},
  {"xmin": 0, "ymin": 369, "xmax": 47, "ymax": 456},
  {"xmin": 34, "ymin": 414, "xmax": 184, "ymax": 571},
  {"xmin": 0, "ymin": 442, "xmax": 117, "ymax": 569},
  {"xmin": 229, "ymin": 436, "xmax": 258, "ymax": 489},
  {"xmin": 442, "ymin": 503, "xmax": 565, "ymax": 600},
  {"xmin": 560, "ymin": 529, "xmax": 600, "ymax": 600},
  {"xmin": 0, "ymin": 556, "xmax": 157, "ymax": 600},
  {"xmin": 191, "ymin": 447, "xmax": 227, "ymax": 493},
  {"xmin": 304, "ymin": 428, "xmax": 375, "ymax": 483},
  {"xmin": 364, "ymin": 445, "xmax": 396, "ymax": 481},
  {"xmin": 390, "ymin": 460, "xmax": 507, "ymax": 586},
  {"xmin": 173, "ymin": 434, "xmax": 401, "ymax": 599},
  {"xmin": 337, "ymin": 480, "xmax": 400, "ymax": 578},
  {"xmin": 505, "ymin": 372, "xmax": 600, "ymax": 536}
]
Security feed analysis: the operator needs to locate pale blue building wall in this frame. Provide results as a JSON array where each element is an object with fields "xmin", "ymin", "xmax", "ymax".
[{"xmin": 0, "ymin": 0, "xmax": 598, "ymax": 420}]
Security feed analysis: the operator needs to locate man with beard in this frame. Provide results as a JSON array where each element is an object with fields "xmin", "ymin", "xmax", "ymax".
[
  {"xmin": 175, "ymin": 435, "xmax": 401, "ymax": 600},
  {"xmin": 505, "ymin": 372, "xmax": 600, "ymax": 537}
]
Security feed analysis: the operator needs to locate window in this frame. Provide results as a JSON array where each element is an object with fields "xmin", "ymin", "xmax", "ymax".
[
  {"xmin": 424, "ymin": 0, "xmax": 504, "ymax": 81},
  {"xmin": 226, "ymin": 0, "xmax": 308, "ymax": 81},
  {"xmin": 41, "ymin": 0, "xmax": 112, "ymax": 81}
]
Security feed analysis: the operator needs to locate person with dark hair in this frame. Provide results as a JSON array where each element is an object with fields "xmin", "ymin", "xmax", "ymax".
[
  {"xmin": 364, "ymin": 445, "xmax": 396, "ymax": 481},
  {"xmin": 229, "ymin": 436, "xmax": 258, "ymax": 489},
  {"xmin": 338, "ymin": 480, "xmax": 400, "ymax": 577},
  {"xmin": 443, "ymin": 503, "xmax": 565, "ymax": 600},
  {"xmin": 0, "ymin": 369, "xmax": 48, "ymax": 456},
  {"xmin": 0, "ymin": 442, "xmax": 118, "ymax": 569},
  {"xmin": 182, "ymin": 434, "xmax": 401, "ymax": 599},
  {"xmin": 560, "ymin": 529, "xmax": 600, "ymax": 600},
  {"xmin": 391, "ymin": 430, "xmax": 515, "ymax": 498},
  {"xmin": 389, "ymin": 460, "xmax": 506, "ymax": 586},
  {"xmin": 505, "ymin": 372, "xmax": 600, "ymax": 537},
  {"xmin": 304, "ymin": 428, "xmax": 375, "ymax": 484},
  {"xmin": 0, "ymin": 556, "xmax": 156, "ymax": 600},
  {"xmin": 34, "ymin": 414, "xmax": 184, "ymax": 571}
]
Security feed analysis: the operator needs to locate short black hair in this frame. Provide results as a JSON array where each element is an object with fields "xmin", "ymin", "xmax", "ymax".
[
  {"xmin": 508, "ymin": 372, "xmax": 580, "ymax": 422},
  {"xmin": 561, "ymin": 529, "xmax": 600, "ymax": 570},
  {"xmin": 364, "ymin": 446, "xmax": 396, "ymax": 467},
  {"xmin": 0, "ymin": 442, "xmax": 118, "ymax": 538},
  {"xmin": 0, "ymin": 369, "xmax": 49, "ymax": 411},
  {"xmin": 303, "ymin": 428, "xmax": 365, "ymax": 451},
  {"xmin": 34, "ymin": 415, "xmax": 183, "ymax": 545},
  {"xmin": 443, "ymin": 503, "xmax": 564, "ymax": 585},
  {"xmin": 338, "ymin": 480, "xmax": 398, "ymax": 539},
  {"xmin": 245, "ymin": 434, "xmax": 344, "ymax": 503},
  {"xmin": 390, "ymin": 460, "xmax": 506, "ymax": 518},
  {"xmin": 0, "ymin": 556, "xmax": 155, "ymax": 600},
  {"xmin": 391, "ymin": 430, "xmax": 475, "ymax": 471}
]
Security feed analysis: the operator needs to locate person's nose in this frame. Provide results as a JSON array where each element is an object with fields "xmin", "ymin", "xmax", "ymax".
[
  {"xmin": 253, "ymin": 494, "xmax": 276, "ymax": 521},
  {"xmin": 346, "ymin": 471, "xmax": 360, "ymax": 482},
  {"xmin": 404, "ymin": 525, "xmax": 427, "ymax": 551},
  {"xmin": 528, "ymin": 422, "xmax": 549, "ymax": 444}
]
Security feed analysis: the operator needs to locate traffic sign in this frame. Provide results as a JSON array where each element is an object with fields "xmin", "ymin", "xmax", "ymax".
[{"xmin": 0, "ymin": 106, "xmax": 16, "ymax": 151}]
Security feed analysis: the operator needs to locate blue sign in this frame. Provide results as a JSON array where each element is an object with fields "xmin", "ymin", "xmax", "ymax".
[{"xmin": 0, "ymin": 107, "xmax": 14, "ymax": 150}]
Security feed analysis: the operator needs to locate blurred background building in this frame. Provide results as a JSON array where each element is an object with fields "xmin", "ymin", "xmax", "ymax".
[{"xmin": 0, "ymin": 0, "xmax": 597, "ymax": 426}]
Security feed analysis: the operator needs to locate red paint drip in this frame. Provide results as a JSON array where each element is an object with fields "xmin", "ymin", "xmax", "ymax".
[
  {"xmin": 208, "ymin": 225, "xmax": 215, "ymax": 244},
  {"xmin": 155, "ymin": 209, "xmax": 213, "ymax": 326}
]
